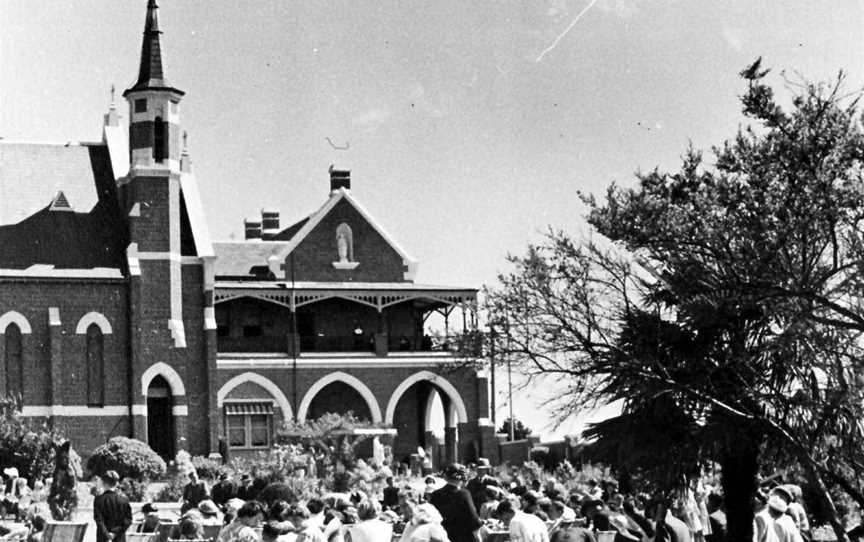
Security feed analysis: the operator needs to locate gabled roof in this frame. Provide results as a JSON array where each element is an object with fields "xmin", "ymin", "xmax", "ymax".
[
  {"xmin": 0, "ymin": 142, "xmax": 106, "ymax": 226},
  {"xmin": 0, "ymin": 142, "xmax": 127, "ymax": 271},
  {"xmin": 273, "ymin": 188, "xmax": 418, "ymax": 280}
]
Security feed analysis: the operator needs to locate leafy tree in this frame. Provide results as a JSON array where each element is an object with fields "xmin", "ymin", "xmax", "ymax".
[
  {"xmin": 0, "ymin": 397, "xmax": 65, "ymax": 484},
  {"xmin": 498, "ymin": 417, "xmax": 532, "ymax": 441},
  {"xmin": 486, "ymin": 64, "xmax": 864, "ymax": 540}
]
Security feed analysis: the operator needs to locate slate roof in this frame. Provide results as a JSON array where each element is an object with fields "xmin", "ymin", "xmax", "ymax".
[
  {"xmin": 0, "ymin": 142, "xmax": 127, "ymax": 271},
  {"xmin": 213, "ymin": 241, "xmax": 291, "ymax": 278},
  {"xmin": 125, "ymin": 0, "xmax": 183, "ymax": 96}
]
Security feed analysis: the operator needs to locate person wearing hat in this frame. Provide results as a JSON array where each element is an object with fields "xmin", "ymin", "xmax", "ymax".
[
  {"xmin": 766, "ymin": 487, "xmax": 803, "ymax": 542},
  {"xmin": 211, "ymin": 472, "xmax": 238, "ymax": 507},
  {"xmin": 198, "ymin": 499, "xmax": 223, "ymax": 526},
  {"xmin": 783, "ymin": 485, "xmax": 810, "ymax": 539},
  {"xmin": 93, "ymin": 471, "xmax": 132, "ymax": 542},
  {"xmin": 466, "ymin": 458, "xmax": 493, "ymax": 512},
  {"xmin": 181, "ymin": 469, "xmax": 210, "ymax": 514},
  {"xmin": 428, "ymin": 464, "xmax": 481, "ymax": 542},
  {"xmin": 136, "ymin": 503, "xmax": 161, "ymax": 533}
]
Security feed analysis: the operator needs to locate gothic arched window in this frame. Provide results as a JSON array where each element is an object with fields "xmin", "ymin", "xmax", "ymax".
[
  {"xmin": 86, "ymin": 324, "xmax": 104, "ymax": 406},
  {"xmin": 4, "ymin": 324, "xmax": 22, "ymax": 398}
]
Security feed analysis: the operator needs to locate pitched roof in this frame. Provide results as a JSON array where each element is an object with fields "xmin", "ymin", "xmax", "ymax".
[
  {"xmin": 273, "ymin": 188, "xmax": 418, "ymax": 280},
  {"xmin": 0, "ymin": 142, "xmax": 106, "ymax": 226},
  {"xmin": 0, "ymin": 143, "xmax": 127, "ymax": 271}
]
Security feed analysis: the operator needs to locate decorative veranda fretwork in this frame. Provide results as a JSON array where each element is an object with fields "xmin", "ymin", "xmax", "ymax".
[{"xmin": 213, "ymin": 288, "xmax": 476, "ymax": 313}]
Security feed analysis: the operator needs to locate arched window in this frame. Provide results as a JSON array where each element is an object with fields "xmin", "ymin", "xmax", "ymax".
[
  {"xmin": 4, "ymin": 324, "xmax": 22, "ymax": 398},
  {"xmin": 86, "ymin": 324, "xmax": 104, "ymax": 406},
  {"xmin": 153, "ymin": 116, "xmax": 166, "ymax": 163},
  {"xmin": 335, "ymin": 223, "xmax": 354, "ymax": 263}
]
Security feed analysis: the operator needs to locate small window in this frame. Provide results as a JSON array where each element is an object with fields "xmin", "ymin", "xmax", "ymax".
[
  {"xmin": 134, "ymin": 99, "xmax": 147, "ymax": 113},
  {"xmin": 153, "ymin": 116, "xmax": 166, "ymax": 163},
  {"xmin": 225, "ymin": 403, "xmax": 272, "ymax": 449}
]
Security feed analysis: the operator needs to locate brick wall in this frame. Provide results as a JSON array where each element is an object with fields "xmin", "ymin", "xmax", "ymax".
[{"xmin": 289, "ymin": 199, "xmax": 406, "ymax": 282}]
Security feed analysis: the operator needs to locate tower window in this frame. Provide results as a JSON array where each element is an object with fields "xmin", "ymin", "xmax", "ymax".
[
  {"xmin": 153, "ymin": 116, "xmax": 166, "ymax": 163},
  {"xmin": 134, "ymin": 99, "xmax": 147, "ymax": 113}
]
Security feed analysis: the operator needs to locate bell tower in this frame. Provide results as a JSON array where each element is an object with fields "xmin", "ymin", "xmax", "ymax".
[
  {"xmin": 123, "ymin": 0, "xmax": 184, "ymax": 171},
  {"xmin": 122, "ymin": 0, "xmax": 187, "ymax": 350}
]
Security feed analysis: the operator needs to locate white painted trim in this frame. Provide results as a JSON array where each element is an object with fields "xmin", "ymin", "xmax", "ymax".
[
  {"xmin": 217, "ymin": 372, "xmax": 293, "ymax": 420},
  {"xmin": 385, "ymin": 370, "xmax": 468, "ymax": 425},
  {"xmin": 131, "ymin": 404, "xmax": 147, "ymax": 416},
  {"xmin": 423, "ymin": 389, "xmax": 440, "ymax": 430},
  {"xmin": 75, "ymin": 312, "xmax": 113, "ymax": 335},
  {"xmin": 141, "ymin": 362, "xmax": 186, "ymax": 397},
  {"xmin": 478, "ymin": 417, "xmax": 494, "ymax": 426},
  {"xmin": 297, "ymin": 371, "xmax": 382, "ymax": 423},
  {"xmin": 137, "ymin": 251, "xmax": 182, "ymax": 262},
  {"xmin": 203, "ymin": 307, "xmax": 217, "ymax": 330},
  {"xmin": 0, "ymin": 267, "xmax": 123, "ymax": 279},
  {"xmin": 173, "ymin": 405, "xmax": 188, "ymax": 416},
  {"xmin": 273, "ymin": 189, "xmax": 417, "ymax": 279},
  {"xmin": 216, "ymin": 355, "xmax": 461, "ymax": 370},
  {"xmin": 0, "ymin": 311, "xmax": 31, "ymax": 334},
  {"xmin": 21, "ymin": 405, "xmax": 129, "ymax": 417}
]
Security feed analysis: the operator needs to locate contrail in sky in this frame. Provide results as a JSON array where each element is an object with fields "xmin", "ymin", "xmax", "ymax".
[{"xmin": 536, "ymin": 0, "xmax": 602, "ymax": 62}]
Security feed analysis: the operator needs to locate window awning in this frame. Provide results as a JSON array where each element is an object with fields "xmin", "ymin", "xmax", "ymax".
[{"xmin": 224, "ymin": 402, "xmax": 274, "ymax": 416}]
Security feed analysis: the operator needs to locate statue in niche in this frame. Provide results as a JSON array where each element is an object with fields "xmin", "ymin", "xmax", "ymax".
[{"xmin": 337, "ymin": 231, "xmax": 349, "ymax": 263}]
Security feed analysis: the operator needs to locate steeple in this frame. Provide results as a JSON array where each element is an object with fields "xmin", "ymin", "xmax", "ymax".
[
  {"xmin": 124, "ymin": 0, "xmax": 184, "ymax": 96},
  {"xmin": 123, "ymin": 0, "xmax": 185, "ymax": 171}
]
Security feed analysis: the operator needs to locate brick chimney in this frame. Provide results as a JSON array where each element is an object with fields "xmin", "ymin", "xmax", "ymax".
[
  {"xmin": 261, "ymin": 209, "xmax": 280, "ymax": 240},
  {"xmin": 244, "ymin": 219, "xmax": 262, "ymax": 240},
  {"xmin": 329, "ymin": 165, "xmax": 350, "ymax": 194}
]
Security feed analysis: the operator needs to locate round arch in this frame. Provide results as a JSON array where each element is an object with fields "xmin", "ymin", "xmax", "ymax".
[
  {"xmin": 385, "ymin": 371, "xmax": 468, "ymax": 425},
  {"xmin": 75, "ymin": 311, "xmax": 113, "ymax": 334},
  {"xmin": 297, "ymin": 371, "xmax": 382, "ymax": 423},
  {"xmin": 0, "ymin": 311, "xmax": 31, "ymax": 334},
  {"xmin": 141, "ymin": 362, "xmax": 186, "ymax": 398},
  {"xmin": 217, "ymin": 372, "xmax": 293, "ymax": 421}
]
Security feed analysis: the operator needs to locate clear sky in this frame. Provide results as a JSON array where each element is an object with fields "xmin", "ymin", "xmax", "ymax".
[{"xmin": 2, "ymin": 1, "xmax": 863, "ymax": 438}]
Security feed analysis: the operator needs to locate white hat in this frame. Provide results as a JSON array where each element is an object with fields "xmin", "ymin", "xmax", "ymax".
[
  {"xmin": 3, "ymin": 467, "xmax": 18, "ymax": 478},
  {"xmin": 767, "ymin": 494, "xmax": 788, "ymax": 514}
]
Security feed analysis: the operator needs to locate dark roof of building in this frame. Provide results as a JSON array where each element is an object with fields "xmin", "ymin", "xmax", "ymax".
[
  {"xmin": 125, "ymin": 0, "xmax": 183, "ymax": 96},
  {"xmin": 0, "ymin": 142, "xmax": 127, "ymax": 271},
  {"xmin": 271, "ymin": 216, "xmax": 310, "ymax": 241}
]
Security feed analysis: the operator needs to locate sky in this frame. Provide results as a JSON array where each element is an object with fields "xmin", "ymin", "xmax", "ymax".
[{"xmin": 2, "ymin": 1, "xmax": 863, "ymax": 438}]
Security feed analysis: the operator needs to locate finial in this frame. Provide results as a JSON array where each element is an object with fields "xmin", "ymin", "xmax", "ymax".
[
  {"xmin": 183, "ymin": 131, "xmax": 188, "ymax": 150},
  {"xmin": 110, "ymin": 85, "xmax": 115, "ymax": 104}
]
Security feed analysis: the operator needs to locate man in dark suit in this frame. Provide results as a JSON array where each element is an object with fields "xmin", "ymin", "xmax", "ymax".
[
  {"xmin": 429, "ymin": 464, "xmax": 482, "ymax": 542},
  {"xmin": 93, "ymin": 471, "xmax": 132, "ymax": 542},
  {"xmin": 211, "ymin": 472, "xmax": 238, "ymax": 507}
]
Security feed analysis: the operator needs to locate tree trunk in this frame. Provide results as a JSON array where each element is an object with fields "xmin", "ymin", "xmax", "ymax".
[
  {"xmin": 720, "ymin": 443, "xmax": 759, "ymax": 541},
  {"xmin": 804, "ymin": 461, "xmax": 848, "ymax": 542}
]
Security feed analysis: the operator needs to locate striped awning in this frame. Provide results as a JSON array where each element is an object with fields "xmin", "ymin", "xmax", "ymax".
[{"xmin": 224, "ymin": 402, "xmax": 274, "ymax": 416}]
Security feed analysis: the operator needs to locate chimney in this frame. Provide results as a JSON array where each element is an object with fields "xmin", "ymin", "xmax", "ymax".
[
  {"xmin": 261, "ymin": 209, "xmax": 280, "ymax": 240},
  {"xmin": 329, "ymin": 165, "xmax": 351, "ymax": 194},
  {"xmin": 244, "ymin": 219, "xmax": 262, "ymax": 240}
]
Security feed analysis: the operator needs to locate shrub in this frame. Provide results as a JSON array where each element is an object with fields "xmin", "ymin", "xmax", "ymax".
[
  {"xmin": 190, "ymin": 456, "xmax": 222, "ymax": 481},
  {"xmin": 86, "ymin": 437, "xmax": 166, "ymax": 481},
  {"xmin": 118, "ymin": 478, "xmax": 148, "ymax": 502},
  {"xmin": 0, "ymin": 399, "xmax": 63, "ymax": 482},
  {"xmin": 256, "ymin": 482, "xmax": 297, "ymax": 506},
  {"xmin": 153, "ymin": 474, "xmax": 185, "ymax": 503}
]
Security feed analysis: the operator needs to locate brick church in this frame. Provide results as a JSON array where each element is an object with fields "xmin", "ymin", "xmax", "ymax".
[{"xmin": 0, "ymin": 1, "xmax": 498, "ymax": 465}]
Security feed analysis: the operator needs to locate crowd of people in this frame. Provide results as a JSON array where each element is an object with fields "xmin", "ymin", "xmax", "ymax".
[{"xmin": 84, "ymin": 459, "xmax": 821, "ymax": 542}]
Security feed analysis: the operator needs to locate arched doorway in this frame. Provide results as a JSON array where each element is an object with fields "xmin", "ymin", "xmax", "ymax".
[
  {"xmin": 147, "ymin": 375, "xmax": 175, "ymax": 459},
  {"xmin": 307, "ymin": 382, "xmax": 373, "ymax": 422},
  {"xmin": 390, "ymin": 381, "xmax": 456, "ymax": 466}
]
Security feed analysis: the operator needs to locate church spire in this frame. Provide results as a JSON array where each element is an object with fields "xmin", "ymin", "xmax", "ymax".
[{"xmin": 124, "ymin": 0, "xmax": 183, "ymax": 96}]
